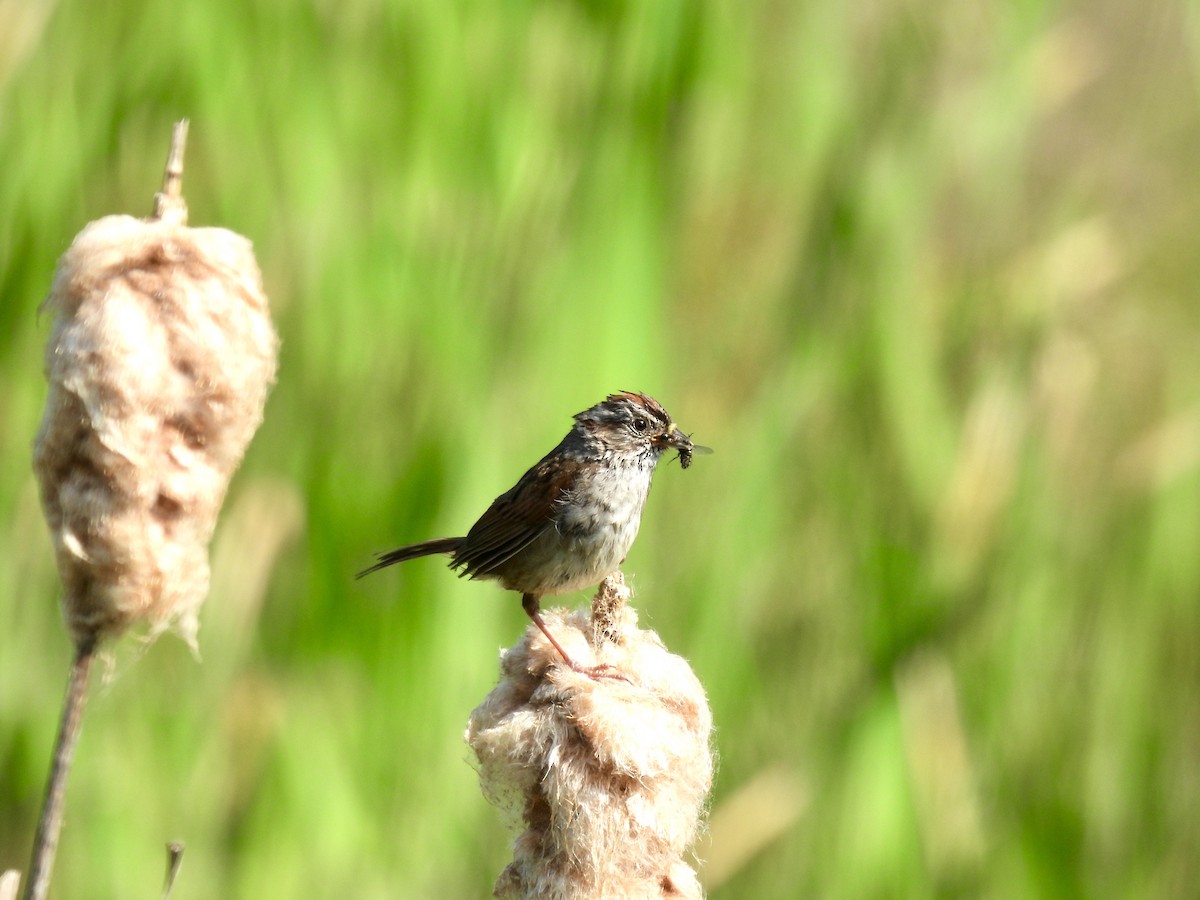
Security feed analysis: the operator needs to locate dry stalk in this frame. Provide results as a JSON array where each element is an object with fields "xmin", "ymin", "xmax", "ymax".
[
  {"xmin": 160, "ymin": 841, "xmax": 185, "ymax": 900},
  {"xmin": 21, "ymin": 640, "xmax": 96, "ymax": 900}
]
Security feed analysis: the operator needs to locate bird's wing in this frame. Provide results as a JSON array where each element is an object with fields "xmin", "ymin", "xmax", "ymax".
[{"xmin": 454, "ymin": 454, "xmax": 578, "ymax": 580}]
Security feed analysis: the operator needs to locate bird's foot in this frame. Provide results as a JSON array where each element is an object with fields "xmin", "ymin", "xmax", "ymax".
[{"xmin": 566, "ymin": 660, "xmax": 632, "ymax": 683}]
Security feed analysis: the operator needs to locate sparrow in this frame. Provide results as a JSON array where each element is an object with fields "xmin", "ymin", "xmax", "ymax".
[{"xmin": 358, "ymin": 391, "xmax": 707, "ymax": 674}]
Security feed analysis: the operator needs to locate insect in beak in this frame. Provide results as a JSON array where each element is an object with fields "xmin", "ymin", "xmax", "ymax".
[{"xmin": 673, "ymin": 430, "xmax": 712, "ymax": 470}]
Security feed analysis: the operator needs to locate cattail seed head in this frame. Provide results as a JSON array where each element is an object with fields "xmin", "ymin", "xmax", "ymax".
[
  {"xmin": 33, "ymin": 212, "xmax": 278, "ymax": 650},
  {"xmin": 468, "ymin": 578, "xmax": 714, "ymax": 898}
]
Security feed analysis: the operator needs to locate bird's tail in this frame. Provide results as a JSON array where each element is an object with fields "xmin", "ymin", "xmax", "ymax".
[{"xmin": 356, "ymin": 537, "xmax": 465, "ymax": 579}]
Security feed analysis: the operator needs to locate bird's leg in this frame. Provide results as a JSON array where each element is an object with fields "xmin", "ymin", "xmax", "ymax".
[
  {"xmin": 521, "ymin": 593, "xmax": 627, "ymax": 681},
  {"xmin": 522, "ymin": 593, "xmax": 579, "ymax": 668}
]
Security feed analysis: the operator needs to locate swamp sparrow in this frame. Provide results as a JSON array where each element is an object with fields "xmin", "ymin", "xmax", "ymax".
[{"xmin": 357, "ymin": 391, "xmax": 708, "ymax": 674}]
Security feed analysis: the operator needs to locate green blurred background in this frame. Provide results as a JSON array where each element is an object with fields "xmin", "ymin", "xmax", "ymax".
[{"xmin": 3, "ymin": 0, "xmax": 1200, "ymax": 896}]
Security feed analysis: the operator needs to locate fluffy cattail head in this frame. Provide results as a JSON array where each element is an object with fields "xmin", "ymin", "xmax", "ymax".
[
  {"xmin": 33, "ymin": 206, "xmax": 278, "ymax": 650},
  {"xmin": 467, "ymin": 575, "xmax": 714, "ymax": 898}
]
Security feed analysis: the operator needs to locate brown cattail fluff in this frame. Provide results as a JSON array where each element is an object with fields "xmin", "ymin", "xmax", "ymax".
[
  {"xmin": 33, "ymin": 213, "xmax": 278, "ymax": 650},
  {"xmin": 467, "ymin": 577, "xmax": 714, "ymax": 899}
]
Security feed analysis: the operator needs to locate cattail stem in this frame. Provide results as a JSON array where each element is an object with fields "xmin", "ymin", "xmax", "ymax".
[
  {"xmin": 22, "ymin": 638, "xmax": 97, "ymax": 900},
  {"xmin": 152, "ymin": 119, "xmax": 189, "ymax": 224}
]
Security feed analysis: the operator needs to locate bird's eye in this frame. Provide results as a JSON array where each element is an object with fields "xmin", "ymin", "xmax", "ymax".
[{"xmin": 632, "ymin": 416, "xmax": 649, "ymax": 432}]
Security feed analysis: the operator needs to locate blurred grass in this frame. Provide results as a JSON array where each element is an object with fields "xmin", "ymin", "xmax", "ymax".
[{"xmin": 3, "ymin": 0, "xmax": 1200, "ymax": 896}]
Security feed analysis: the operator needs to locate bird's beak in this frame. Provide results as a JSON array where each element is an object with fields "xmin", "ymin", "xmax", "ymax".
[{"xmin": 658, "ymin": 422, "xmax": 694, "ymax": 451}]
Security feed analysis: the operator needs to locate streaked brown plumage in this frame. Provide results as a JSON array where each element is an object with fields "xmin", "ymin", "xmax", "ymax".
[{"xmin": 358, "ymin": 392, "xmax": 702, "ymax": 673}]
